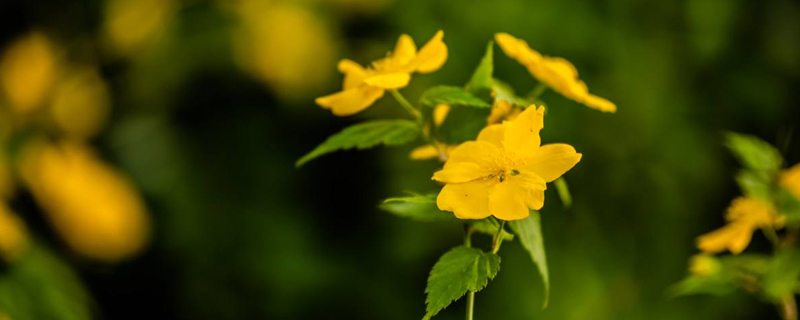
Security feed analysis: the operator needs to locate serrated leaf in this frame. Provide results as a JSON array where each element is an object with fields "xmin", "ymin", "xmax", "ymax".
[
  {"xmin": 492, "ymin": 78, "xmax": 530, "ymax": 107},
  {"xmin": 763, "ymin": 248, "xmax": 800, "ymax": 301},
  {"xmin": 554, "ymin": 178, "xmax": 572, "ymax": 208},
  {"xmin": 296, "ymin": 120, "xmax": 419, "ymax": 167},
  {"xmin": 466, "ymin": 41, "xmax": 494, "ymax": 97},
  {"xmin": 420, "ymin": 86, "xmax": 491, "ymax": 108},
  {"xmin": 380, "ymin": 194, "xmax": 456, "ymax": 222},
  {"xmin": 423, "ymin": 246, "xmax": 500, "ymax": 320},
  {"xmin": 471, "ymin": 217, "xmax": 513, "ymax": 241},
  {"xmin": 725, "ymin": 132, "xmax": 783, "ymax": 174},
  {"xmin": 509, "ymin": 211, "xmax": 549, "ymax": 308},
  {"xmin": 436, "ymin": 106, "xmax": 490, "ymax": 144}
]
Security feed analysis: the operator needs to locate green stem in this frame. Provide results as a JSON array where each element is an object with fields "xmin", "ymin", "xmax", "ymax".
[
  {"xmin": 492, "ymin": 220, "xmax": 507, "ymax": 254},
  {"xmin": 526, "ymin": 83, "xmax": 548, "ymax": 101},
  {"xmin": 466, "ymin": 291, "xmax": 475, "ymax": 320},
  {"xmin": 389, "ymin": 89, "xmax": 422, "ymax": 120}
]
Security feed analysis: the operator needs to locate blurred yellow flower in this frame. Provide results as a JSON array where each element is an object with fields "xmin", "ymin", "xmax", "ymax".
[
  {"xmin": 0, "ymin": 32, "xmax": 58, "ymax": 114},
  {"xmin": 780, "ymin": 163, "xmax": 800, "ymax": 200},
  {"xmin": 104, "ymin": 0, "xmax": 176, "ymax": 56},
  {"xmin": 0, "ymin": 203, "xmax": 28, "ymax": 263},
  {"xmin": 20, "ymin": 142, "xmax": 150, "ymax": 262},
  {"xmin": 433, "ymin": 106, "xmax": 581, "ymax": 220},
  {"xmin": 233, "ymin": 1, "xmax": 337, "ymax": 101},
  {"xmin": 495, "ymin": 33, "xmax": 616, "ymax": 113},
  {"xmin": 688, "ymin": 254, "xmax": 720, "ymax": 276},
  {"xmin": 316, "ymin": 30, "xmax": 448, "ymax": 116},
  {"xmin": 697, "ymin": 197, "xmax": 783, "ymax": 255},
  {"xmin": 49, "ymin": 66, "xmax": 110, "ymax": 140},
  {"xmin": 487, "ymin": 100, "xmax": 522, "ymax": 125}
]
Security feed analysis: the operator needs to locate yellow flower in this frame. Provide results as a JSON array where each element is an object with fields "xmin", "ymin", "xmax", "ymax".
[
  {"xmin": 487, "ymin": 100, "xmax": 522, "ymax": 125},
  {"xmin": 697, "ymin": 197, "xmax": 783, "ymax": 255},
  {"xmin": 20, "ymin": 142, "xmax": 150, "ymax": 262},
  {"xmin": 104, "ymin": 0, "xmax": 176, "ymax": 56},
  {"xmin": 780, "ymin": 163, "xmax": 800, "ymax": 200},
  {"xmin": 316, "ymin": 30, "xmax": 448, "ymax": 116},
  {"xmin": 0, "ymin": 203, "xmax": 28, "ymax": 263},
  {"xmin": 232, "ymin": 1, "xmax": 337, "ymax": 101},
  {"xmin": 432, "ymin": 106, "xmax": 581, "ymax": 220},
  {"xmin": 688, "ymin": 254, "xmax": 720, "ymax": 276},
  {"xmin": 49, "ymin": 66, "xmax": 110, "ymax": 140},
  {"xmin": 494, "ymin": 33, "xmax": 616, "ymax": 113},
  {"xmin": 0, "ymin": 32, "xmax": 58, "ymax": 114}
]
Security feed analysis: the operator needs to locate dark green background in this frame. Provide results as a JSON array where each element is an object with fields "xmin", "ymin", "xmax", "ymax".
[{"xmin": 1, "ymin": 0, "xmax": 799, "ymax": 319}]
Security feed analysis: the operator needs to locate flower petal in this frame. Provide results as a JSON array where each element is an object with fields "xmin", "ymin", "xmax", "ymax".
[
  {"xmin": 410, "ymin": 145, "xmax": 439, "ymax": 160},
  {"xmin": 338, "ymin": 59, "xmax": 368, "ymax": 90},
  {"xmin": 437, "ymin": 178, "xmax": 494, "ymax": 219},
  {"xmin": 509, "ymin": 171, "xmax": 546, "ymax": 209},
  {"xmin": 488, "ymin": 181, "xmax": 530, "ymax": 220},
  {"xmin": 697, "ymin": 222, "xmax": 754, "ymax": 255},
  {"xmin": 444, "ymin": 141, "xmax": 500, "ymax": 173},
  {"xmin": 477, "ymin": 124, "xmax": 505, "ymax": 149},
  {"xmin": 363, "ymin": 72, "xmax": 411, "ymax": 89},
  {"xmin": 579, "ymin": 93, "xmax": 617, "ymax": 113},
  {"xmin": 433, "ymin": 103, "xmax": 450, "ymax": 126},
  {"xmin": 409, "ymin": 30, "xmax": 447, "ymax": 74},
  {"xmin": 503, "ymin": 105, "xmax": 544, "ymax": 156},
  {"xmin": 433, "ymin": 162, "xmax": 486, "ymax": 184},
  {"xmin": 524, "ymin": 144, "xmax": 582, "ymax": 182},
  {"xmin": 392, "ymin": 34, "xmax": 417, "ymax": 66},
  {"xmin": 315, "ymin": 86, "xmax": 384, "ymax": 116}
]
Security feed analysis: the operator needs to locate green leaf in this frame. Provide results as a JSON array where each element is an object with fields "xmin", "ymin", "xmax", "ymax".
[
  {"xmin": 778, "ymin": 187, "xmax": 800, "ymax": 225},
  {"xmin": 492, "ymin": 78, "xmax": 530, "ymax": 107},
  {"xmin": 735, "ymin": 170, "xmax": 772, "ymax": 201},
  {"xmin": 296, "ymin": 120, "xmax": 419, "ymax": 167},
  {"xmin": 554, "ymin": 178, "xmax": 572, "ymax": 208},
  {"xmin": 725, "ymin": 132, "xmax": 783, "ymax": 174},
  {"xmin": 471, "ymin": 217, "xmax": 513, "ymax": 241},
  {"xmin": 668, "ymin": 274, "xmax": 736, "ymax": 297},
  {"xmin": 423, "ymin": 246, "xmax": 501, "ymax": 320},
  {"xmin": 436, "ymin": 106, "xmax": 490, "ymax": 144},
  {"xmin": 420, "ymin": 86, "xmax": 491, "ymax": 108},
  {"xmin": 763, "ymin": 248, "xmax": 800, "ymax": 301},
  {"xmin": 509, "ymin": 211, "xmax": 549, "ymax": 308},
  {"xmin": 380, "ymin": 194, "xmax": 456, "ymax": 222},
  {"xmin": 466, "ymin": 41, "xmax": 494, "ymax": 97}
]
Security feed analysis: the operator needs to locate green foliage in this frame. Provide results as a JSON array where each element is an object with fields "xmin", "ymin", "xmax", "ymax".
[
  {"xmin": 296, "ymin": 120, "xmax": 420, "ymax": 167},
  {"xmin": 735, "ymin": 170, "xmax": 772, "ymax": 201},
  {"xmin": 777, "ymin": 187, "xmax": 800, "ymax": 225},
  {"xmin": 670, "ymin": 254, "xmax": 770, "ymax": 298},
  {"xmin": 436, "ymin": 106, "xmax": 490, "ymax": 144},
  {"xmin": 554, "ymin": 177, "xmax": 572, "ymax": 208},
  {"xmin": 509, "ymin": 211, "xmax": 549, "ymax": 308},
  {"xmin": 380, "ymin": 194, "xmax": 455, "ymax": 222},
  {"xmin": 471, "ymin": 217, "xmax": 514, "ymax": 241},
  {"xmin": 466, "ymin": 41, "xmax": 494, "ymax": 99},
  {"xmin": 492, "ymin": 78, "xmax": 530, "ymax": 106},
  {"xmin": 419, "ymin": 86, "xmax": 491, "ymax": 108},
  {"xmin": 0, "ymin": 245, "xmax": 92, "ymax": 320},
  {"xmin": 423, "ymin": 246, "xmax": 500, "ymax": 320},
  {"xmin": 669, "ymin": 274, "xmax": 736, "ymax": 297},
  {"xmin": 763, "ymin": 248, "xmax": 800, "ymax": 301},
  {"xmin": 725, "ymin": 133, "xmax": 783, "ymax": 174}
]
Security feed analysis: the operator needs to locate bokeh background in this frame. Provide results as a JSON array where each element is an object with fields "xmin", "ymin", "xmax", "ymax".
[{"xmin": 1, "ymin": 0, "xmax": 799, "ymax": 319}]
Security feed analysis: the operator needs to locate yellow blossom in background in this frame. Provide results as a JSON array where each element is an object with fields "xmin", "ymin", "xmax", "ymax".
[
  {"xmin": 0, "ymin": 32, "xmax": 58, "ymax": 114},
  {"xmin": 49, "ymin": 66, "xmax": 110, "ymax": 140},
  {"xmin": 0, "ymin": 203, "xmax": 28, "ymax": 263},
  {"xmin": 433, "ymin": 106, "xmax": 581, "ymax": 220},
  {"xmin": 495, "ymin": 33, "xmax": 616, "ymax": 113},
  {"xmin": 103, "ymin": 0, "xmax": 176, "ymax": 56},
  {"xmin": 233, "ymin": 1, "xmax": 337, "ymax": 101},
  {"xmin": 780, "ymin": 163, "xmax": 800, "ymax": 200},
  {"xmin": 697, "ymin": 197, "xmax": 784, "ymax": 255},
  {"xmin": 487, "ymin": 100, "xmax": 522, "ymax": 125},
  {"xmin": 316, "ymin": 30, "xmax": 448, "ymax": 116},
  {"xmin": 20, "ymin": 142, "xmax": 150, "ymax": 263},
  {"xmin": 688, "ymin": 254, "xmax": 720, "ymax": 276}
]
